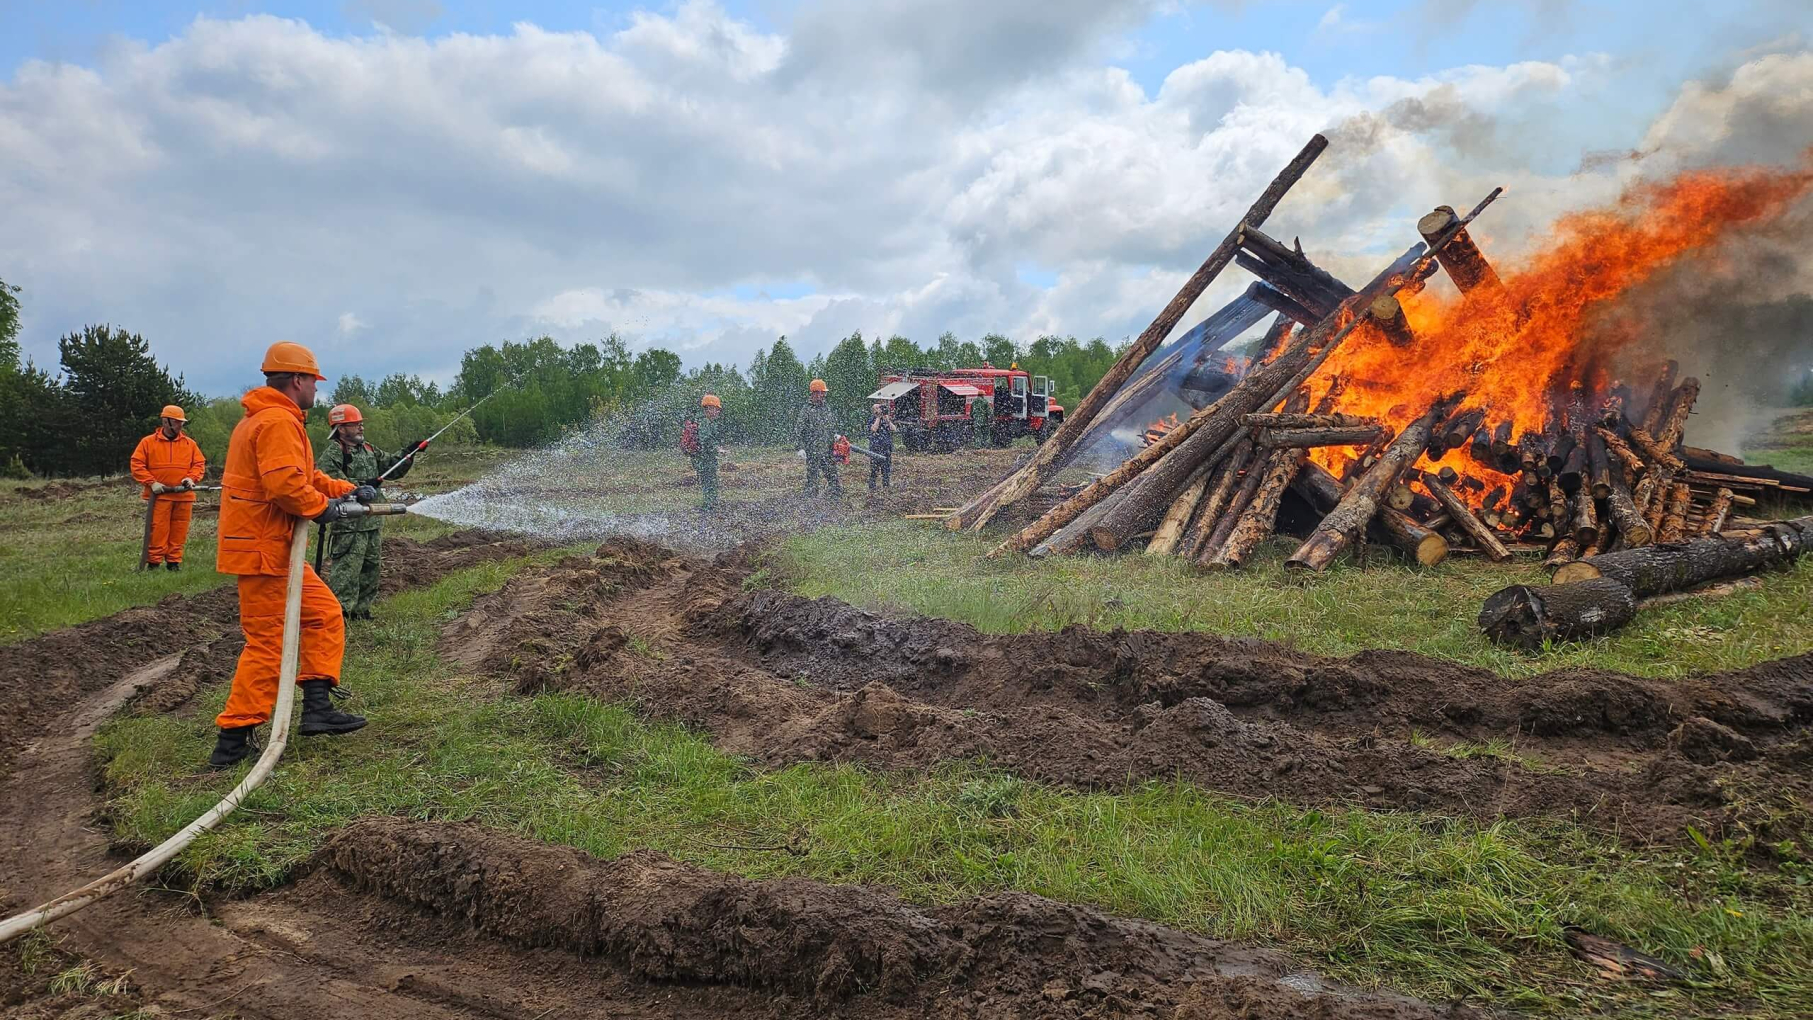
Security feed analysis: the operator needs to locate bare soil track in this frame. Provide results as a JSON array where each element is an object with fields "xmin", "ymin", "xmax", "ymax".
[
  {"xmin": 447, "ymin": 539, "xmax": 1813, "ymax": 845},
  {"xmin": 1, "ymin": 528, "xmax": 1466, "ymax": 1019}
]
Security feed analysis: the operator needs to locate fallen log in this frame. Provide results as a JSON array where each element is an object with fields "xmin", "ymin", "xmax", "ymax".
[
  {"xmin": 1176, "ymin": 440, "xmax": 1253, "ymax": 560},
  {"xmin": 1145, "ymin": 459, "xmax": 1217, "ymax": 556},
  {"xmin": 1544, "ymin": 535, "xmax": 1581, "ymax": 570},
  {"xmin": 1293, "ymin": 463, "xmax": 1449, "ymax": 566},
  {"xmin": 1478, "ymin": 578, "xmax": 1638, "ymax": 649},
  {"xmin": 1421, "ymin": 472, "xmax": 1510, "ymax": 561},
  {"xmin": 1258, "ymin": 425, "xmax": 1386, "ymax": 448},
  {"xmin": 948, "ymin": 134, "xmax": 1329, "ymax": 533},
  {"xmin": 1286, "ymin": 396, "xmax": 1459, "ymax": 572},
  {"xmin": 1549, "ymin": 514, "xmax": 1813, "ymax": 592},
  {"xmin": 1416, "ymin": 205, "xmax": 1503, "ymax": 293},
  {"xmin": 1606, "ymin": 471, "xmax": 1653, "ymax": 547},
  {"xmin": 1241, "ymin": 412, "xmax": 1376, "ymax": 430}
]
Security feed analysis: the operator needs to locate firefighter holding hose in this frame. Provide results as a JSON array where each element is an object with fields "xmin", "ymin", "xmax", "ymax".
[
  {"xmin": 209, "ymin": 342, "xmax": 374, "ymax": 769},
  {"xmin": 797, "ymin": 378, "xmax": 843, "ymax": 499},
  {"xmin": 316, "ymin": 403, "xmax": 422, "ymax": 621},
  {"xmin": 129, "ymin": 404, "xmax": 207, "ymax": 570}
]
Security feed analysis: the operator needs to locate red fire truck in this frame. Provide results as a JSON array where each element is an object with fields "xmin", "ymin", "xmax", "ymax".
[{"xmin": 867, "ymin": 365, "xmax": 1064, "ymax": 452}]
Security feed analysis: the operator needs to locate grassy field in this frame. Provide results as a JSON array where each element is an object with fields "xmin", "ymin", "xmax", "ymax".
[
  {"xmin": 1744, "ymin": 408, "xmax": 1813, "ymax": 476},
  {"xmin": 94, "ymin": 551, "xmax": 1813, "ymax": 1019}
]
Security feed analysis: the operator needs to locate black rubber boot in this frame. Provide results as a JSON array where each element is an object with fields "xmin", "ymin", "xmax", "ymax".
[
  {"xmin": 299, "ymin": 679, "xmax": 367, "ymax": 735},
  {"xmin": 166, "ymin": 562, "xmax": 181, "ymax": 572},
  {"xmin": 207, "ymin": 725, "xmax": 260, "ymax": 770}
]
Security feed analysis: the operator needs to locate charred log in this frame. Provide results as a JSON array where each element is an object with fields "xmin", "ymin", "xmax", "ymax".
[
  {"xmin": 1369, "ymin": 293, "xmax": 1416, "ymax": 348},
  {"xmin": 1286, "ymin": 396, "xmax": 1458, "ymax": 572},
  {"xmin": 1292, "ymin": 463, "xmax": 1449, "ymax": 566},
  {"xmin": 1258, "ymin": 425, "xmax": 1386, "ymax": 448},
  {"xmin": 1479, "ymin": 578, "xmax": 1638, "ymax": 649},
  {"xmin": 1416, "ymin": 205, "xmax": 1503, "ymax": 294},
  {"xmin": 1176, "ymin": 441, "xmax": 1253, "ymax": 561},
  {"xmin": 1421, "ymin": 472, "xmax": 1510, "ymax": 562},
  {"xmin": 1549, "ymin": 515, "xmax": 1813, "ymax": 592}
]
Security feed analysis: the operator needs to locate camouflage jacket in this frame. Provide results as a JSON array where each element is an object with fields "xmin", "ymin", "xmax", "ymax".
[
  {"xmin": 796, "ymin": 402, "xmax": 837, "ymax": 458},
  {"xmin": 315, "ymin": 439, "xmax": 408, "ymax": 532}
]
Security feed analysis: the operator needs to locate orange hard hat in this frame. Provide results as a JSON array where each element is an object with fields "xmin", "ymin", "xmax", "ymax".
[
  {"xmin": 809, "ymin": 378, "xmax": 828, "ymax": 393},
  {"xmin": 261, "ymin": 341, "xmax": 326, "ymax": 380},
  {"xmin": 159, "ymin": 404, "xmax": 187, "ymax": 422},
  {"xmin": 700, "ymin": 393, "xmax": 721, "ymax": 408},
  {"xmin": 328, "ymin": 403, "xmax": 364, "ymax": 426}
]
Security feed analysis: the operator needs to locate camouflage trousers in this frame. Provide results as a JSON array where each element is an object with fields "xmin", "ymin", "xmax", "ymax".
[
  {"xmin": 325, "ymin": 527, "xmax": 383, "ymax": 617},
  {"xmin": 693, "ymin": 456, "xmax": 719, "ymax": 512},
  {"xmin": 804, "ymin": 455, "xmax": 842, "ymax": 498}
]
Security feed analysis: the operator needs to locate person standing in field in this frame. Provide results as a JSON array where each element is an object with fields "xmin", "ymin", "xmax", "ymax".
[
  {"xmin": 129, "ymin": 405, "xmax": 207, "ymax": 571},
  {"xmin": 797, "ymin": 378, "xmax": 842, "ymax": 499},
  {"xmin": 867, "ymin": 402, "xmax": 897, "ymax": 491},
  {"xmin": 683, "ymin": 393, "xmax": 725, "ymax": 513},
  {"xmin": 209, "ymin": 342, "xmax": 374, "ymax": 770},
  {"xmin": 316, "ymin": 403, "xmax": 422, "ymax": 621}
]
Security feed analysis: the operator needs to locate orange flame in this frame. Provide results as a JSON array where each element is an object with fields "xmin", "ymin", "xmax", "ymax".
[{"xmin": 1308, "ymin": 158, "xmax": 1813, "ymax": 480}]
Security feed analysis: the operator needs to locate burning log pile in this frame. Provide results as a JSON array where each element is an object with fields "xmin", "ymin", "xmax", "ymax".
[{"xmin": 945, "ymin": 132, "xmax": 1813, "ymax": 649}]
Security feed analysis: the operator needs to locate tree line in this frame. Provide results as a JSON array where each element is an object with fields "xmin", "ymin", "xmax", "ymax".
[{"xmin": 0, "ymin": 277, "xmax": 1125, "ymax": 477}]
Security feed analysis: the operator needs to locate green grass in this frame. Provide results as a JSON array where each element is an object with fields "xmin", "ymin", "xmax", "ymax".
[
  {"xmin": 773, "ymin": 521, "xmax": 1813, "ymax": 679},
  {"xmin": 95, "ymin": 553, "xmax": 1813, "ymax": 1019}
]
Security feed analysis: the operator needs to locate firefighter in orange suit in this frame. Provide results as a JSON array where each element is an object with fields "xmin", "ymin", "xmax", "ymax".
[
  {"xmin": 129, "ymin": 405, "xmax": 207, "ymax": 570},
  {"xmin": 209, "ymin": 342, "xmax": 376, "ymax": 769}
]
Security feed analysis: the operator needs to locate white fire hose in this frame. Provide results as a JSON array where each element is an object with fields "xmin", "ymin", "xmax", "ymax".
[{"xmin": 0, "ymin": 503, "xmax": 402, "ymax": 944}]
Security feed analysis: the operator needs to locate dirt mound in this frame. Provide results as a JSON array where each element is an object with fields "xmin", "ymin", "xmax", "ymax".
[
  {"xmin": 378, "ymin": 530, "xmax": 541, "ymax": 595},
  {"xmin": 325, "ymin": 816, "xmax": 1469, "ymax": 1018},
  {"xmin": 445, "ymin": 544, "xmax": 1813, "ymax": 843}
]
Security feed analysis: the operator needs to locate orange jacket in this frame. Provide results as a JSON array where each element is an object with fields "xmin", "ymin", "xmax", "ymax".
[
  {"xmin": 130, "ymin": 431, "xmax": 207, "ymax": 502},
  {"xmin": 217, "ymin": 387, "xmax": 356, "ymax": 576}
]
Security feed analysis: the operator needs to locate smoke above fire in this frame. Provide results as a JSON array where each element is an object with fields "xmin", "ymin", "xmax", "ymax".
[{"xmin": 1304, "ymin": 151, "xmax": 1813, "ymax": 476}]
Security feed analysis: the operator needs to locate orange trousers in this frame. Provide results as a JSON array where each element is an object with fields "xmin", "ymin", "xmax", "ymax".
[
  {"xmin": 145, "ymin": 498, "xmax": 194, "ymax": 564},
  {"xmin": 216, "ymin": 568, "xmax": 346, "ymax": 728}
]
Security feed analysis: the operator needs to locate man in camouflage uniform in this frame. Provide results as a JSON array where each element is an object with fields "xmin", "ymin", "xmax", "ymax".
[
  {"xmin": 316, "ymin": 404, "xmax": 421, "ymax": 620},
  {"xmin": 691, "ymin": 393, "xmax": 725, "ymax": 512},
  {"xmin": 796, "ymin": 378, "xmax": 842, "ymax": 499}
]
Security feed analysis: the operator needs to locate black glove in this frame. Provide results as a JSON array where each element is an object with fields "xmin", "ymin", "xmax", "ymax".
[
  {"xmin": 314, "ymin": 498, "xmax": 354, "ymax": 524},
  {"xmin": 352, "ymin": 484, "xmax": 379, "ymax": 504}
]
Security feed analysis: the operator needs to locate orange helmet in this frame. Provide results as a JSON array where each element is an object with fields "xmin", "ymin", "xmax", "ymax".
[
  {"xmin": 261, "ymin": 341, "xmax": 326, "ymax": 380},
  {"xmin": 700, "ymin": 393, "xmax": 721, "ymax": 408},
  {"xmin": 328, "ymin": 404, "xmax": 364, "ymax": 426},
  {"xmin": 808, "ymin": 378, "xmax": 828, "ymax": 393},
  {"xmin": 159, "ymin": 404, "xmax": 187, "ymax": 422}
]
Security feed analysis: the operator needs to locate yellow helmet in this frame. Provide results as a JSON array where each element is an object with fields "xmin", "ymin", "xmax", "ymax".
[{"xmin": 261, "ymin": 341, "xmax": 326, "ymax": 380}]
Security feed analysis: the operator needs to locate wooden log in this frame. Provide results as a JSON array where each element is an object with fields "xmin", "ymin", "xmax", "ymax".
[
  {"xmin": 1544, "ymin": 535, "xmax": 1581, "ymax": 570},
  {"xmin": 1681, "ymin": 469, "xmax": 1778, "ymax": 491},
  {"xmin": 1144, "ymin": 459, "xmax": 1218, "ymax": 557},
  {"xmin": 1439, "ymin": 407, "xmax": 1488, "ymax": 456},
  {"xmin": 1257, "ymin": 425, "xmax": 1386, "ymax": 448},
  {"xmin": 1626, "ymin": 425, "xmax": 1685, "ymax": 473},
  {"xmin": 1291, "ymin": 463, "xmax": 1449, "ymax": 566},
  {"xmin": 1250, "ymin": 282, "xmax": 1318, "ymax": 327},
  {"xmin": 1587, "ymin": 432, "xmax": 1612, "ymax": 499},
  {"xmin": 1639, "ymin": 360, "xmax": 1678, "ymax": 436},
  {"xmin": 1605, "ymin": 471, "xmax": 1653, "ymax": 547},
  {"xmin": 1195, "ymin": 456, "xmax": 1267, "ymax": 559},
  {"xmin": 948, "ymin": 134, "xmax": 1329, "ymax": 533},
  {"xmin": 1548, "ymin": 514, "xmax": 1813, "ymax": 593},
  {"xmin": 1547, "ymin": 481, "xmax": 1568, "ymax": 531},
  {"xmin": 1681, "ymin": 455, "xmax": 1813, "ymax": 490},
  {"xmin": 1369, "ymin": 293, "xmax": 1415, "ymax": 347},
  {"xmin": 1572, "ymin": 489, "xmax": 1600, "ymax": 546},
  {"xmin": 1656, "ymin": 483, "xmax": 1692, "ymax": 543},
  {"xmin": 1237, "ymin": 225, "xmax": 1356, "ymax": 318},
  {"xmin": 1657, "ymin": 377, "xmax": 1701, "ymax": 449},
  {"xmin": 1416, "ymin": 205, "xmax": 1503, "ymax": 293},
  {"xmin": 1176, "ymin": 440, "xmax": 1253, "ymax": 561},
  {"xmin": 1029, "ymin": 487, "xmax": 1132, "ymax": 558},
  {"xmin": 1594, "ymin": 426, "xmax": 1645, "ymax": 477},
  {"xmin": 1558, "ymin": 445, "xmax": 1589, "ymax": 495},
  {"xmin": 1479, "ymin": 578, "xmax": 1639, "ymax": 649},
  {"xmin": 1704, "ymin": 487, "xmax": 1734, "ymax": 534},
  {"xmin": 1204, "ymin": 445, "xmax": 1307, "ymax": 569},
  {"xmin": 1241, "ymin": 412, "xmax": 1377, "ymax": 430},
  {"xmin": 1491, "ymin": 421, "xmax": 1517, "ymax": 469},
  {"xmin": 1285, "ymin": 396, "xmax": 1458, "ymax": 572},
  {"xmin": 1421, "ymin": 473, "xmax": 1510, "ymax": 562}
]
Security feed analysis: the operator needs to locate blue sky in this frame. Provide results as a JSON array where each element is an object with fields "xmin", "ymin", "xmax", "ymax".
[{"xmin": 2, "ymin": 1, "xmax": 1808, "ymax": 395}]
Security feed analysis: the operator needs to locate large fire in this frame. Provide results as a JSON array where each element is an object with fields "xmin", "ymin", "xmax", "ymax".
[{"xmin": 1306, "ymin": 158, "xmax": 1813, "ymax": 482}]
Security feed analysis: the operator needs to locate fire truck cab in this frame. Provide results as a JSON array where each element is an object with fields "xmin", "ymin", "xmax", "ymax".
[{"xmin": 868, "ymin": 364, "xmax": 1064, "ymax": 452}]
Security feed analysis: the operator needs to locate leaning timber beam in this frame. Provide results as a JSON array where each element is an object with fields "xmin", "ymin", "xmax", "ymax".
[
  {"xmin": 1203, "ymin": 443, "xmax": 1306, "ymax": 569},
  {"xmin": 1421, "ymin": 472, "xmax": 1510, "ymax": 562},
  {"xmin": 1145, "ymin": 459, "xmax": 1217, "ymax": 557},
  {"xmin": 1250, "ymin": 281, "xmax": 1319, "ymax": 327},
  {"xmin": 1417, "ymin": 205, "xmax": 1503, "ymax": 294},
  {"xmin": 1549, "ymin": 514, "xmax": 1813, "ymax": 592},
  {"xmin": 1285, "ymin": 396, "xmax": 1460, "ymax": 572},
  {"xmin": 948, "ymin": 133, "xmax": 1330, "ymax": 533},
  {"xmin": 1176, "ymin": 440, "xmax": 1253, "ymax": 560},
  {"xmin": 1639, "ymin": 360, "xmax": 1679, "ymax": 436}
]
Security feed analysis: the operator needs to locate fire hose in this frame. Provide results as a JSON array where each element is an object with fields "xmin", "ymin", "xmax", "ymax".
[
  {"xmin": 138, "ymin": 485, "xmax": 223, "ymax": 571},
  {"xmin": 0, "ymin": 502, "xmax": 408, "ymax": 945}
]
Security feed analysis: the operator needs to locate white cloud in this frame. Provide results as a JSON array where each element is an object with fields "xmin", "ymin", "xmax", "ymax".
[{"xmin": 0, "ymin": 2, "xmax": 1805, "ymax": 394}]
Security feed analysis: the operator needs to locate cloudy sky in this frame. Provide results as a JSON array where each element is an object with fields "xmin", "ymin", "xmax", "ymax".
[{"xmin": 3, "ymin": 0, "xmax": 1809, "ymax": 395}]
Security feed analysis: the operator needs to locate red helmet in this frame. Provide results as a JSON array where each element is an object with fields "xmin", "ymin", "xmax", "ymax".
[{"xmin": 328, "ymin": 404, "xmax": 364, "ymax": 426}]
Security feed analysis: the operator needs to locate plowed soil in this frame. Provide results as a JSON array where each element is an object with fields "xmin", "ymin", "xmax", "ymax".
[
  {"xmin": 444, "ymin": 539, "xmax": 1813, "ymax": 845},
  {"xmin": 2, "ymin": 527, "xmax": 1471, "ymax": 1019}
]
